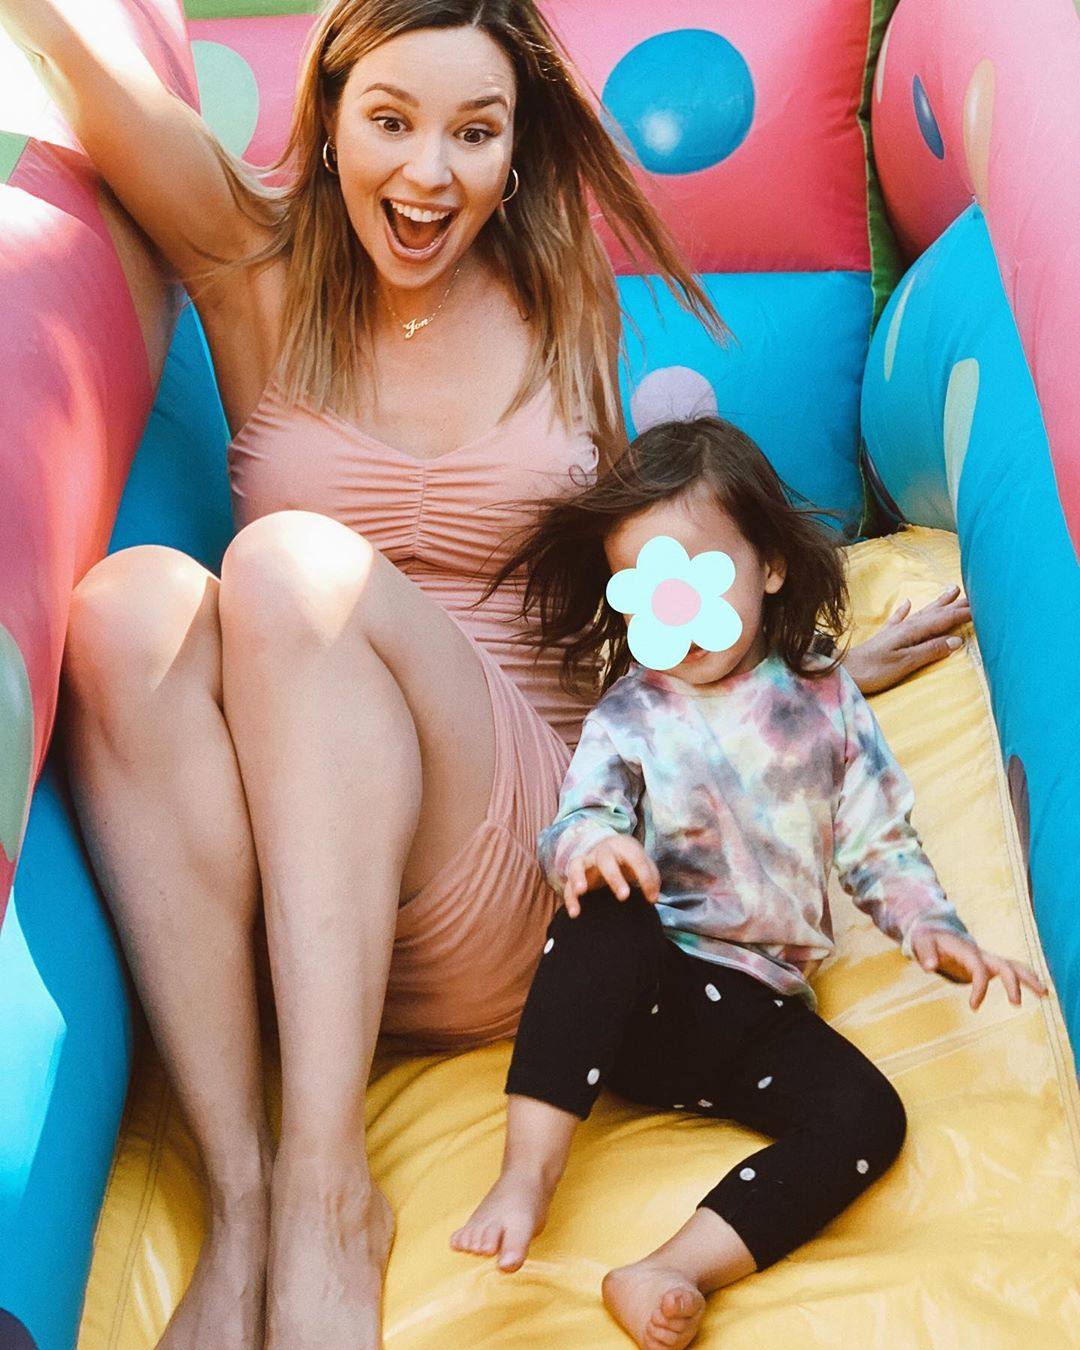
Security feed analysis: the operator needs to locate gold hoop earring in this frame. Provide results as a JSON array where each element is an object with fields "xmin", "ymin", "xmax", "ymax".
[
  {"xmin": 322, "ymin": 139, "xmax": 339, "ymax": 176},
  {"xmin": 500, "ymin": 166, "xmax": 520, "ymax": 203}
]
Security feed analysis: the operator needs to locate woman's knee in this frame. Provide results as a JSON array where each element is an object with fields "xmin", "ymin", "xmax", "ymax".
[
  {"xmin": 219, "ymin": 510, "xmax": 375, "ymax": 653},
  {"xmin": 64, "ymin": 546, "xmax": 220, "ymax": 710}
]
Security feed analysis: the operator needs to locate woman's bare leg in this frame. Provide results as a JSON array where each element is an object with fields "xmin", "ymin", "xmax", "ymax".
[
  {"xmin": 217, "ymin": 510, "xmax": 498, "ymax": 1350},
  {"xmin": 62, "ymin": 546, "xmax": 273, "ymax": 1349}
]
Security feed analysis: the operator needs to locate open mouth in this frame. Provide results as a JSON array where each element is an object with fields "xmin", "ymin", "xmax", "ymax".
[{"xmin": 381, "ymin": 198, "xmax": 456, "ymax": 256}]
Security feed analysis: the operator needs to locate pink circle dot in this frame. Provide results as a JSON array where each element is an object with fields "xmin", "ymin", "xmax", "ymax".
[{"xmin": 651, "ymin": 578, "xmax": 701, "ymax": 626}]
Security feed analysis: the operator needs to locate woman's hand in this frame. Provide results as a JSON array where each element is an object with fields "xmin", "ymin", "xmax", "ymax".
[
  {"xmin": 562, "ymin": 837, "xmax": 660, "ymax": 918},
  {"xmin": 844, "ymin": 585, "xmax": 972, "ymax": 695},
  {"xmin": 908, "ymin": 927, "xmax": 1049, "ymax": 1010}
]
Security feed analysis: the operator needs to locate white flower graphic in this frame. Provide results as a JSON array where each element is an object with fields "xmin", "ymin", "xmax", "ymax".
[{"xmin": 605, "ymin": 535, "xmax": 743, "ymax": 670}]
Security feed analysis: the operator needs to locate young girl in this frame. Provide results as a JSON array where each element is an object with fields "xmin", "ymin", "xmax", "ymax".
[{"xmin": 450, "ymin": 416, "xmax": 1048, "ymax": 1350}]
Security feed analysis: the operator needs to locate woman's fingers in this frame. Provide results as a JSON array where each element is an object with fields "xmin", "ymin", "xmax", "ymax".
[
  {"xmin": 901, "ymin": 635, "xmax": 965, "ymax": 673},
  {"xmin": 887, "ymin": 598, "xmax": 913, "ymax": 625},
  {"xmin": 901, "ymin": 596, "xmax": 971, "ymax": 646}
]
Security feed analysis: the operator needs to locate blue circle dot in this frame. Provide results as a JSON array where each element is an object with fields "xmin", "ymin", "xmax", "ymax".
[
  {"xmin": 602, "ymin": 29, "xmax": 755, "ymax": 175},
  {"xmin": 912, "ymin": 75, "xmax": 944, "ymax": 159}
]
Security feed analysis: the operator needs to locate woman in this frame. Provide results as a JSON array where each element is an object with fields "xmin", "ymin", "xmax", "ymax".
[{"xmin": 1, "ymin": 1, "xmax": 971, "ymax": 1346}]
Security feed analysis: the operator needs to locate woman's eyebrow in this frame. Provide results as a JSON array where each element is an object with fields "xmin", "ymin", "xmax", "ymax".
[{"xmin": 361, "ymin": 83, "xmax": 508, "ymax": 114}]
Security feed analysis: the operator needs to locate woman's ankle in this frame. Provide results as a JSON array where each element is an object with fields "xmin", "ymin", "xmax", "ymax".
[{"xmin": 205, "ymin": 1136, "xmax": 274, "ymax": 1222}]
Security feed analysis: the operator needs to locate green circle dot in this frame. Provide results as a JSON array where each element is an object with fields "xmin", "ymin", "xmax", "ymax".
[{"xmin": 192, "ymin": 40, "xmax": 260, "ymax": 158}]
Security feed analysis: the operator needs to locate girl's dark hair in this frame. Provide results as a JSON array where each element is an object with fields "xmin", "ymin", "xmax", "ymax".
[{"xmin": 480, "ymin": 415, "xmax": 851, "ymax": 697}]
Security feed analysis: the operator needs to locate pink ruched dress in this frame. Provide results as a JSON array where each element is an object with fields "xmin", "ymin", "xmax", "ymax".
[{"xmin": 228, "ymin": 376, "xmax": 600, "ymax": 1048}]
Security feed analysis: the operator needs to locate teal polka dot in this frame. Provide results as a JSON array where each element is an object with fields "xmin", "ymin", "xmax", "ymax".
[
  {"xmin": 191, "ymin": 41, "xmax": 260, "ymax": 158},
  {"xmin": 883, "ymin": 275, "xmax": 915, "ymax": 382},
  {"xmin": 944, "ymin": 358, "xmax": 979, "ymax": 516},
  {"xmin": 0, "ymin": 624, "xmax": 33, "ymax": 862}
]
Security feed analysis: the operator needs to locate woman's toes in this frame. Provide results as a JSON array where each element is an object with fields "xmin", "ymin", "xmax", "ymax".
[{"xmin": 479, "ymin": 1223, "xmax": 502, "ymax": 1254}]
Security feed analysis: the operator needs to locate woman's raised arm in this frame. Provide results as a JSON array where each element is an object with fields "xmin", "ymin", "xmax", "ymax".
[{"xmin": 0, "ymin": 0, "xmax": 270, "ymax": 293}]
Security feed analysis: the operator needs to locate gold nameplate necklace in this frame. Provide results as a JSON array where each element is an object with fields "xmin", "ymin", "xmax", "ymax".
[{"xmin": 384, "ymin": 263, "xmax": 463, "ymax": 340}]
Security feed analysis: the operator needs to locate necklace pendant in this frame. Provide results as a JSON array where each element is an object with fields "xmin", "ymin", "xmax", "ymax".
[{"xmin": 403, "ymin": 317, "xmax": 430, "ymax": 340}]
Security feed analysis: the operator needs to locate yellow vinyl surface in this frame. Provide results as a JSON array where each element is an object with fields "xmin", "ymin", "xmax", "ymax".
[{"xmin": 78, "ymin": 528, "xmax": 1080, "ymax": 1348}]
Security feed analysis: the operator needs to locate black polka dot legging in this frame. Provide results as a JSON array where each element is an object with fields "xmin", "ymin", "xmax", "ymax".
[{"xmin": 505, "ymin": 885, "xmax": 908, "ymax": 1272}]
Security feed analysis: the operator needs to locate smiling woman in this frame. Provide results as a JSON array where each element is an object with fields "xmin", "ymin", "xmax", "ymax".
[{"xmin": 20, "ymin": 1, "xmax": 733, "ymax": 1343}]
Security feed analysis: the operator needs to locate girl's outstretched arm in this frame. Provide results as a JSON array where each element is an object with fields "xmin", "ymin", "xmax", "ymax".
[{"xmin": 832, "ymin": 666, "xmax": 972, "ymax": 956}]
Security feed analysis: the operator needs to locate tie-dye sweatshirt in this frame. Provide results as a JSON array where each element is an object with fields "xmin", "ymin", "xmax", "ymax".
[{"xmin": 537, "ymin": 650, "xmax": 970, "ymax": 1010}]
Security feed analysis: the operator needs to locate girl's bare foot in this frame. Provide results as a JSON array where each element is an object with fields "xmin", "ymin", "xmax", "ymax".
[
  {"xmin": 266, "ymin": 1151, "xmax": 396, "ymax": 1350},
  {"xmin": 601, "ymin": 1261, "xmax": 706, "ymax": 1350},
  {"xmin": 159, "ymin": 1186, "xmax": 270, "ymax": 1350},
  {"xmin": 450, "ymin": 1165, "xmax": 558, "ymax": 1273}
]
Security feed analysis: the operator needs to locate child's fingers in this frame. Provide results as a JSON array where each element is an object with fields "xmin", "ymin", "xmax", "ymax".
[
  {"xmin": 627, "ymin": 853, "xmax": 660, "ymax": 901},
  {"xmin": 563, "ymin": 859, "xmax": 587, "ymax": 917},
  {"xmin": 911, "ymin": 930, "xmax": 939, "ymax": 971},
  {"xmin": 989, "ymin": 955, "xmax": 1022, "ymax": 1006},
  {"xmin": 1000, "ymin": 959, "xmax": 1048, "ymax": 998},
  {"xmin": 967, "ymin": 949, "xmax": 991, "ymax": 1010},
  {"xmin": 1014, "ymin": 963, "xmax": 1049, "ymax": 996},
  {"xmin": 598, "ymin": 854, "xmax": 630, "ymax": 899}
]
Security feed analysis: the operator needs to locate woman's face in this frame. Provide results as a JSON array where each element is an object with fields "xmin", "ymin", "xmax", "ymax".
[
  {"xmin": 332, "ymin": 26, "xmax": 517, "ymax": 292},
  {"xmin": 605, "ymin": 484, "xmax": 786, "ymax": 688}
]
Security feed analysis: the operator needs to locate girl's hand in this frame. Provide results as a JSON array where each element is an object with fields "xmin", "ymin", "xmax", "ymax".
[
  {"xmin": 844, "ymin": 586, "xmax": 972, "ymax": 695},
  {"xmin": 562, "ymin": 838, "xmax": 660, "ymax": 918},
  {"xmin": 908, "ymin": 928, "xmax": 1049, "ymax": 1010}
]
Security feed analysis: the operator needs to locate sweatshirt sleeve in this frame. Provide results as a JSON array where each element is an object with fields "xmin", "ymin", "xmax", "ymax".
[
  {"xmin": 832, "ymin": 670, "xmax": 972, "ymax": 959},
  {"xmin": 536, "ymin": 710, "xmax": 643, "ymax": 893}
]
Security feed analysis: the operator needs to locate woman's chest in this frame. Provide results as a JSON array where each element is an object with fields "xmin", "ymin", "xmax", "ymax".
[{"xmin": 228, "ymin": 396, "xmax": 598, "ymax": 573}]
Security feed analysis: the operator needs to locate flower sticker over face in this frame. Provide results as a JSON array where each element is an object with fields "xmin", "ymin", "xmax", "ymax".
[{"xmin": 606, "ymin": 535, "xmax": 743, "ymax": 670}]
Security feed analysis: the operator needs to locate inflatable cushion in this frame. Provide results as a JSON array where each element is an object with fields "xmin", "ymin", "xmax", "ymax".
[{"xmin": 77, "ymin": 527, "xmax": 1080, "ymax": 1349}]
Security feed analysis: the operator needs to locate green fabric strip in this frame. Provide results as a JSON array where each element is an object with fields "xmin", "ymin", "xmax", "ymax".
[
  {"xmin": 858, "ymin": 0, "xmax": 903, "ymax": 335},
  {"xmin": 183, "ymin": 0, "xmax": 317, "ymax": 19}
]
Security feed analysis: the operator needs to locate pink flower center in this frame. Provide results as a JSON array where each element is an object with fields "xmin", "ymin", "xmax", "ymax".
[{"xmin": 650, "ymin": 577, "xmax": 701, "ymax": 626}]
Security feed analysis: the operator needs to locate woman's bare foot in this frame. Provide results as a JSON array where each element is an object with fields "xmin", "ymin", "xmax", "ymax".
[
  {"xmin": 601, "ymin": 1261, "xmax": 706, "ymax": 1350},
  {"xmin": 266, "ymin": 1151, "xmax": 396, "ymax": 1350},
  {"xmin": 159, "ymin": 1187, "xmax": 269, "ymax": 1350},
  {"xmin": 450, "ymin": 1165, "xmax": 558, "ymax": 1273}
]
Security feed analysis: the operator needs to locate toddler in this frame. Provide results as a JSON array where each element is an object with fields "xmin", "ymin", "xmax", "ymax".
[{"xmin": 450, "ymin": 416, "xmax": 1047, "ymax": 1350}]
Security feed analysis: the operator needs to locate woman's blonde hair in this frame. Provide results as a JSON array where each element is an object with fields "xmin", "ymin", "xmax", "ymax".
[{"xmin": 202, "ymin": 0, "xmax": 731, "ymax": 467}]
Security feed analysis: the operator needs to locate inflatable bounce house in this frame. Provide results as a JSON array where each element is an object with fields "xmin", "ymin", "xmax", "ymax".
[{"xmin": 1, "ymin": 1, "xmax": 1079, "ymax": 1345}]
